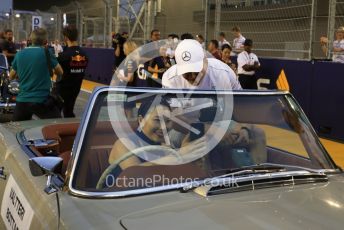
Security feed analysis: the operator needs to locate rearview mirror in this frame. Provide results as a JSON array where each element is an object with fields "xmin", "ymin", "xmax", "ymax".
[{"xmin": 29, "ymin": 157, "xmax": 63, "ymax": 177}]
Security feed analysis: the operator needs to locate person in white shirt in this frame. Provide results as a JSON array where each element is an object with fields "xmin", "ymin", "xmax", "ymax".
[
  {"xmin": 231, "ymin": 26, "xmax": 246, "ymax": 57},
  {"xmin": 218, "ymin": 32, "xmax": 231, "ymax": 50},
  {"xmin": 162, "ymin": 39, "xmax": 266, "ymax": 165},
  {"xmin": 237, "ymin": 39, "xmax": 260, "ymax": 89},
  {"xmin": 162, "ymin": 39, "xmax": 241, "ymax": 90},
  {"xmin": 320, "ymin": 27, "xmax": 344, "ymax": 63},
  {"xmin": 52, "ymin": 40, "xmax": 63, "ymax": 57}
]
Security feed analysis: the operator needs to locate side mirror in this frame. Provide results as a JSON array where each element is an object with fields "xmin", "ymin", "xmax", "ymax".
[
  {"xmin": 29, "ymin": 157, "xmax": 63, "ymax": 195},
  {"xmin": 29, "ymin": 157, "xmax": 63, "ymax": 176}
]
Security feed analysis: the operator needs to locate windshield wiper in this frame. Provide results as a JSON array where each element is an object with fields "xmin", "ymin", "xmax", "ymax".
[
  {"xmin": 181, "ymin": 163, "xmax": 330, "ymax": 193},
  {"xmin": 223, "ymin": 163, "xmax": 287, "ymax": 174}
]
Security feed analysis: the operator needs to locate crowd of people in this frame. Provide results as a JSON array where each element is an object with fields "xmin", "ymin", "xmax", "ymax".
[
  {"xmin": 1, "ymin": 24, "xmax": 343, "ymax": 122},
  {"xmin": 1, "ymin": 26, "xmax": 88, "ymax": 121},
  {"xmin": 320, "ymin": 26, "xmax": 344, "ymax": 63},
  {"xmin": 111, "ymin": 26, "xmax": 261, "ymax": 90}
]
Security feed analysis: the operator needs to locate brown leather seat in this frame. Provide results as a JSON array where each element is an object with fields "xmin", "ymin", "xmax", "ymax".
[{"xmin": 42, "ymin": 123, "xmax": 79, "ymax": 153}]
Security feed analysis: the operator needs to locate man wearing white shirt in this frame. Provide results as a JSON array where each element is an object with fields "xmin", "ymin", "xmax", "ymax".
[
  {"xmin": 218, "ymin": 32, "xmax": 231, "ymax": 50},
  {"xmin": 320, "ymin": 27, "xmax": 344, "ymax": 63},
  {"xmin": 52, "ymin": 40, "xmax": 63, "ymax": 57},
  {"xmin": 162, "ymin": 39, "xmax": 267, "ymax": 165},
  {"xmin": 162, "ymin": 39, "xmax": 241, "ymax": 90},
  {"xmin": 237, "ymin": 39, "xmax": 260, "ymax": 89},
  {"xmin": 231, "ymin": 26, "xmax": 246, "ymax": 57}
]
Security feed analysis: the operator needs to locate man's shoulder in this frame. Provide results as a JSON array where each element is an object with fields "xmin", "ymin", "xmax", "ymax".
[
  {"xmin": 19, "ymin": 47, "xmax": 42, "ymax": 56},
  {"xmin": 251, "ymin": 52, "xmax": 259, "ymax": 59},
  {"xmin": 207, "ymin": 58, "xmax": 231, "ymax": 71},
  {"xmin": 162, "ymin": 65, "xmax": 177, "ymax": 80},
  {"xmin": 162, "ymin": 65, "xmax": 180, "ymax": 88},
  {"xmin": 237, "ymin": 51, "xmax": 245, "ymax": 57},
  {"xmin": 224, "ymin": 40, "xmax": 230, "ymax": 45},
  {"xmin": 75, "ymin": 46, "xmax": 87, "ymax": 54},
  {"xmin": 206, "ymin": 58, "xmax": 237, "ymax": 81}
]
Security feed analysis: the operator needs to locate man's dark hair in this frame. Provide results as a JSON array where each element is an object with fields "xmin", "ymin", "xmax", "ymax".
[
  {"xmin": 181, "ymin": 33, "xmax": 194, "ymax": 40},
  {"xmin": 232, "ymin": 26, "xmax": 241, "ymax": 32},
  {"xmin": 219, "ymin": 32, "xmax": 225, "ymax": 37},
  {"xmin": 151, "ymin": 29, "xmax": 160, "ymax": 36},
  {"xmin": 210, "ymin": 39, "xmax": 219, "ymax": 49},
  {"xmin": 63, "ymin": 25, "xmax": 78, "ymax": 42},
  {"xmin": 196, "ymin": 34, "xmax": 204, "ymax": 41},
  {"xmin": 221, "ymin": 44, "xmax": 232, "ymax": 51},
  {"xmin": 4, "ymin": 29, "xmax": 13, "ymax": 34},
  {"xmin": 138, "ymin": 97, "xmax": 171, "ymax": 118},
  {"xmin": 168, "ymin": 33, "xmax": 179, "ymax": 39},
  {"xmin": 243, "ymin": 39, "xmax": 253, "ymax": 46}
]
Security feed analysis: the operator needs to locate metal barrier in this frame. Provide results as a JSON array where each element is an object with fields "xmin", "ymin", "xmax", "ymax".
[{"xmin": 1, "ymin": 0, "xmax": 343, "ymax": 60}]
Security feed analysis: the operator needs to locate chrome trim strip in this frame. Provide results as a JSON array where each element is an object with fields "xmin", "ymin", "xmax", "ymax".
[
  {"xmin": 97, "ymin": 86, "xmax": 290, "ymax": 95},
  {"xmin": 285, "ymin": 95, "xmax": 342, "ymax": 171},
  {"xmin": 66, "ymin": 87, "xmax": 307, "ymax": 198},
  {"xmin": 193, "ymin": 170, "xmax": 328, "ymax": 197}
]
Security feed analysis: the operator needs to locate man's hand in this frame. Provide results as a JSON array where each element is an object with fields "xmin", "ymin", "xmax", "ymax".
[
  {"xmin": 234, "ymin": 128, "xmax": 250, "ymax": 145},
  {"xmin": 320, "ymin": 36, "xmax": 328, "ymax": 45},
  {"xmin": 9, "ymin": 69, "xmax": 17, "ymax": 80},
  {"xmin": 179, "ymin": 136, "xmax": 208, "ymax": 160}
]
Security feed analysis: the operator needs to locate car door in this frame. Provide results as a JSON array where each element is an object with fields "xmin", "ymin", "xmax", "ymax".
[{"xmin": 0, "ymin": 128, "xmax": 59, "ymax": 230}]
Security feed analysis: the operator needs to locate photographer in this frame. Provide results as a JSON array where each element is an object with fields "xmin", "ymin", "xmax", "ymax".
[
  {"xmin": 113, "ymin": 32, "xmax": 128, "ymax": 69},
  {"xmin": 9, "ymin": 28, "xmax": 63, "ymax": 121}
]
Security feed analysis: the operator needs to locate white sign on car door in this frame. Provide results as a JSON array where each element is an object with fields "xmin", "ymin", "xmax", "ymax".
[{"xmin": 1, "ymin": 175, "xmax": 34, "ymax": 230}]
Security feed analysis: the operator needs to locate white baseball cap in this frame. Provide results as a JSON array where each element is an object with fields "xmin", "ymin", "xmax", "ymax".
[{"xmin": 175, "ymin": 39, "xmax": 205, "ymax": 75}]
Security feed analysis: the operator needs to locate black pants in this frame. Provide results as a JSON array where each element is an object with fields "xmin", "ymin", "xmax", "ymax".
[
  {"xmin": 57, "ymin": 83, "xmax": 82, "ymax": 118},
  {"xmin": 238, "ymin": 74, "xmax": 258, "ymax": 90},
  {"xmin": 13, "ymin": 101, "xmax": 62, "ymax": 121}
]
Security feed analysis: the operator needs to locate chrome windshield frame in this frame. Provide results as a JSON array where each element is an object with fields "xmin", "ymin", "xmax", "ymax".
[{"xmin": 67, "ymin": 87, "xmax": 337, "ymax": 198}]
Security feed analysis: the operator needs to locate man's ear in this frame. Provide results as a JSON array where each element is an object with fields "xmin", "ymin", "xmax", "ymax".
[{"xmin": 138, "ymin": 115, "xmax": 144, "ymax": 128}]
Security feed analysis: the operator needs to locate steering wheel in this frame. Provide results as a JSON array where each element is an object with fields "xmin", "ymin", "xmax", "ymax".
[{"xmin": 96, "ymin": 145, "xmax": 182, "ymax": 189}]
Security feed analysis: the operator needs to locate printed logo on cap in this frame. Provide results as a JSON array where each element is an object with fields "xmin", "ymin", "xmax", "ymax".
[{"xmin": 181, "ymin": 51, "xmax": 191, "ymax": 62}]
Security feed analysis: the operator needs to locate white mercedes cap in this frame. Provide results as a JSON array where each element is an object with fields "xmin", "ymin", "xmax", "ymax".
[{"xmin": 175, "ymin": 39, "xmax": 205, "ymax": 75}]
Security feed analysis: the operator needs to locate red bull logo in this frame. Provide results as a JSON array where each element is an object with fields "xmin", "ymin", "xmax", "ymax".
[{"xmin": 71, "ymin": 55, "xmax": 87, "ymax": 62}]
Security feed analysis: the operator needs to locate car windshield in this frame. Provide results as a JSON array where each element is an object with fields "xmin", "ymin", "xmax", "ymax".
[{"xmin": 71, "ymin": 88, "xmax": 336, "ymax": 194}]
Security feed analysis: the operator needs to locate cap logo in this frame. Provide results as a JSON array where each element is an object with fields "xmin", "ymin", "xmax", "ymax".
[{"xmin": 181, "ymin": 51, "xmax": 191, "ymax": 62}]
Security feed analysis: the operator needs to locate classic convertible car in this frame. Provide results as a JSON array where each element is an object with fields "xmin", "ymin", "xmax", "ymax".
[{"xmin": 0, "ymin": 87, "xmax": 343, "ymax": 229}]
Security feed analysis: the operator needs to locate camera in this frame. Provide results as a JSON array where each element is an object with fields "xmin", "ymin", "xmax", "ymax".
[{"xmin": 112, "ymin": 33, "xmax": 126, "ymax": 48}]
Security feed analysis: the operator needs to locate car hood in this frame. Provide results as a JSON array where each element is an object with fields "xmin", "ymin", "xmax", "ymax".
[
  {"xmin": 57, "ymin": 175, "xmax": 344, "ymax": 229},
  {"xmin": 118, "ymin": 175, "xmax": 344, "ymax": 230}
]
